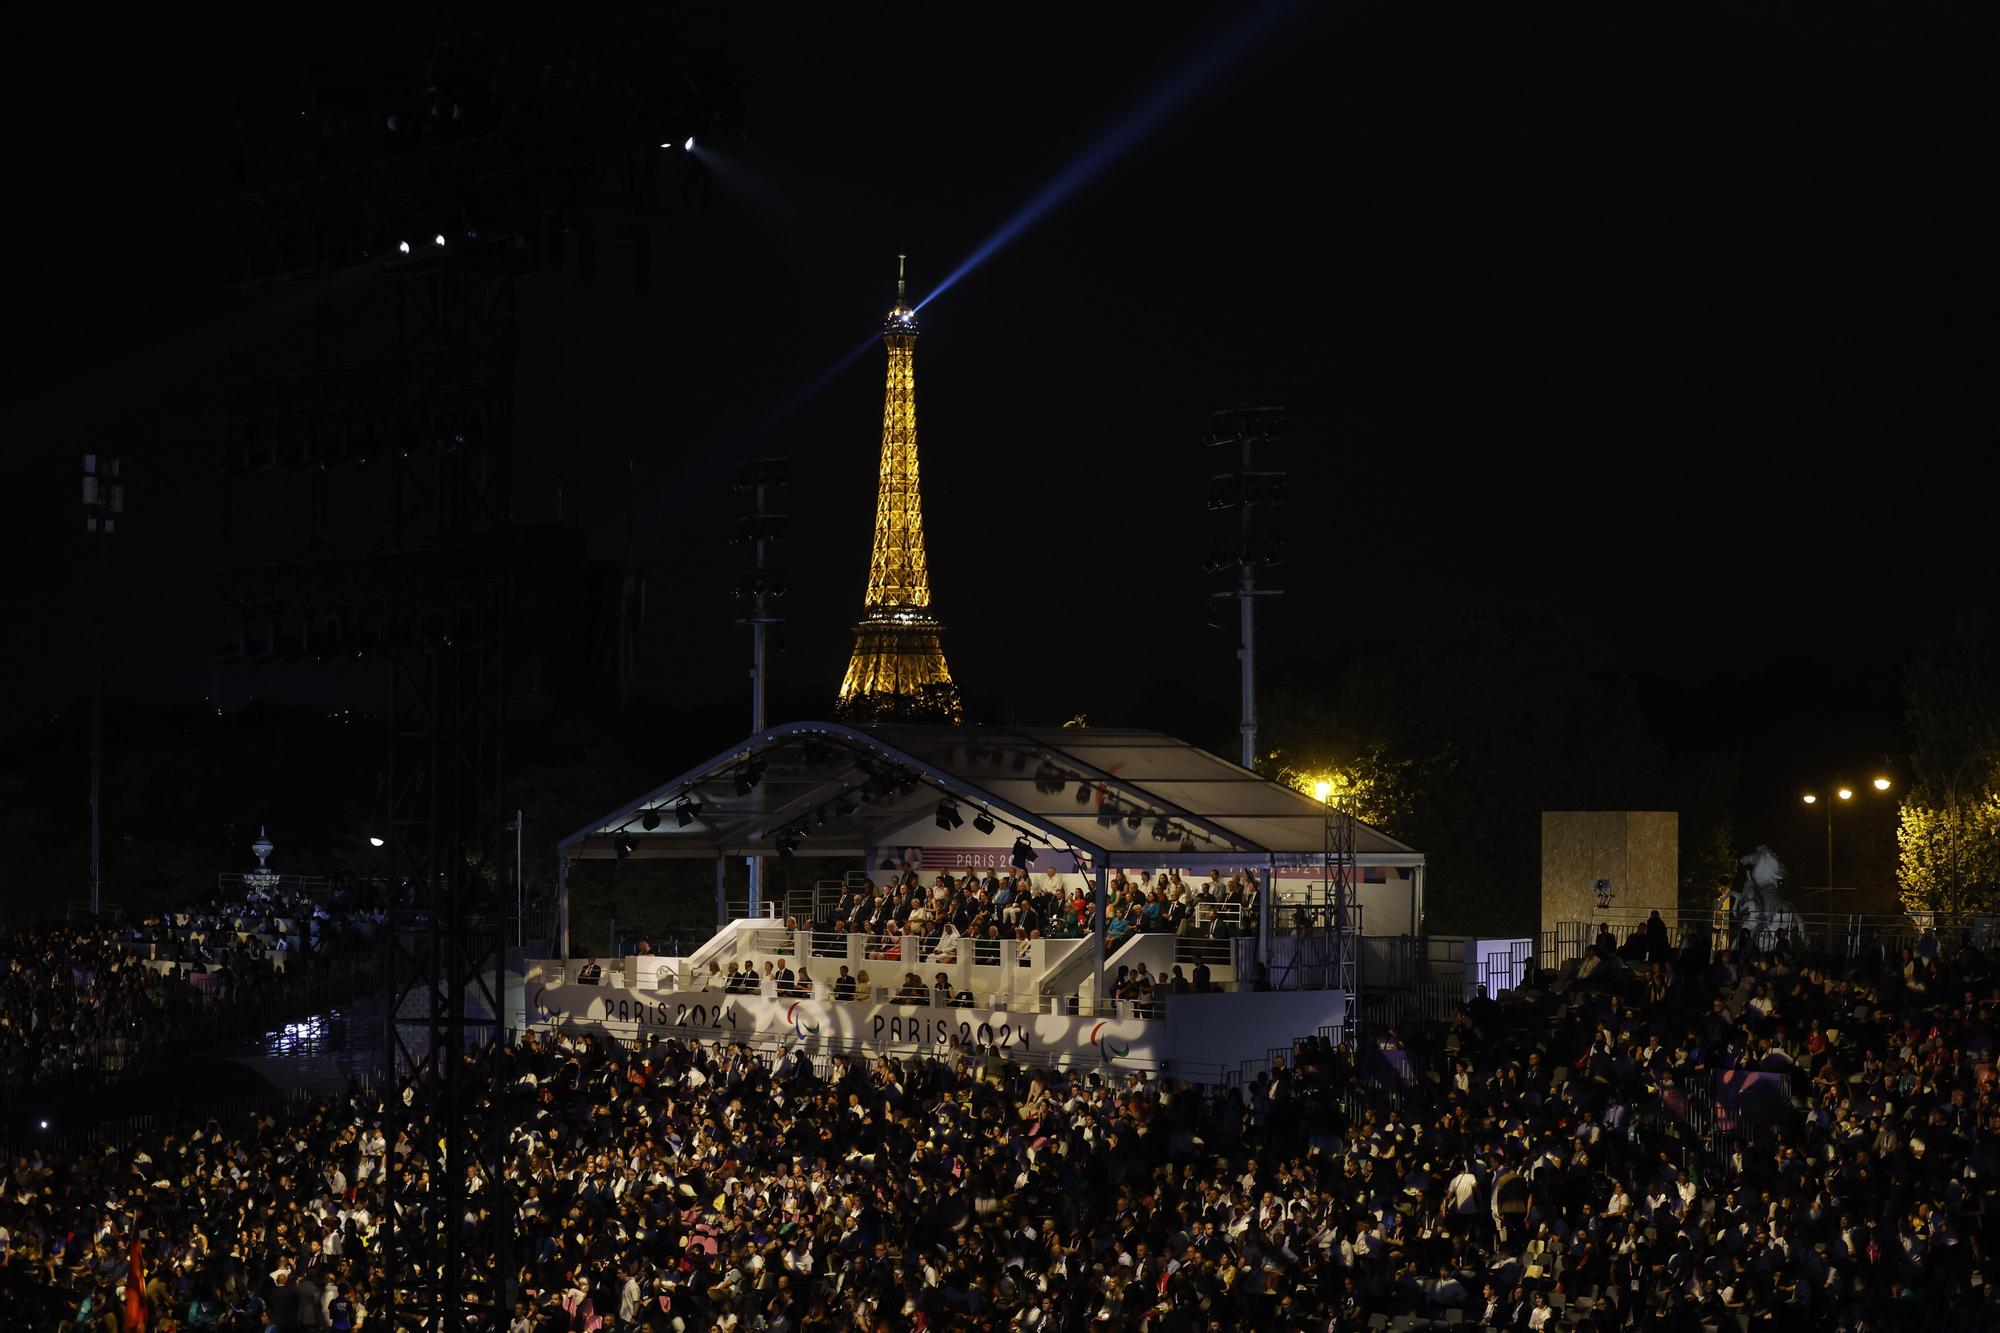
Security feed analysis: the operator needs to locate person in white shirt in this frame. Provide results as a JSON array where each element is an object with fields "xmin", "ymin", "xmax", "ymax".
[{"xmin": 1444, "ymin": 1161, "xmax": 1485, "ymax": 1241}]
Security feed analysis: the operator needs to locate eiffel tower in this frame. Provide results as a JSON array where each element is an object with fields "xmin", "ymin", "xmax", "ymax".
[{"xmin": 836, "ymin": 256, "xmax": 963, "ymax": 723}]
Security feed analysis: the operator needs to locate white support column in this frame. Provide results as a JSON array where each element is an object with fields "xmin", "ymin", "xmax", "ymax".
[
  {"xmin": 1092, "ymin": 861, "xmax": 1109, "ymax": 1013},
  {"xmin": 557, "ymin": 854, "xmax": 571, "ymax": 961},
  {"xmin": 1257, "ymin": 858, "xmax": 1273, "ymax": 983}
]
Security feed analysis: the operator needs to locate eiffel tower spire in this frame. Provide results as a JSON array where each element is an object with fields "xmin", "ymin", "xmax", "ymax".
[{"xmin": 836, "ymin": 256, "xmax": 962, "ymax": 723}]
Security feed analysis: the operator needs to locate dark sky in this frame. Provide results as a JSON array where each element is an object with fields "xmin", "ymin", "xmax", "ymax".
[{"xmin": 4, "ymin": 1, "xmax": 1994, "ymax": 739}]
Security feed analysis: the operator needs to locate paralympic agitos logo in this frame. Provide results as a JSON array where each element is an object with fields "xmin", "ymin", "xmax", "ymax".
[
  {"xmin": 786, "ymin": 1002, "xmax": 822, "ymax": 1039},
  {"xmin": 1088, "ymin": 1021, "xmax": 1130, "ymax": 1060}
]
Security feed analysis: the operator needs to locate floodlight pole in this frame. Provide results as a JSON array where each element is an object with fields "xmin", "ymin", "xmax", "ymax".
[
  {"xmin": 1203, "ymin": 408, "xmax": 1285, "ymax": 771},
  {"xmin": 90, "ymin": 622, "xmax": 103, "ymax": 916},
  {"xmin": 1237, "ymin": 540, "xmax": 1256, "ymax": 769},
  {"xmin": 748, "ymin": 600, "xmax": 766, "ymax": 915}
]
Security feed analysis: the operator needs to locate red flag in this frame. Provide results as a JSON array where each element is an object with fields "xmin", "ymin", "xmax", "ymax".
[{"xmin": 123, "ymin": 1235, "xmax": 146, "ymax": 1332}]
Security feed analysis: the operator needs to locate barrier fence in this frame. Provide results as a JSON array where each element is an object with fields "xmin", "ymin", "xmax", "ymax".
[
  {"xmin": 0, "ymin": 1074, "xmax": 386, "ymax": 1163},
  {"xmin": 566, "ymin": 1017, "xmax": 1243, "ymax": 1087},
  {"xmin": 1538, "ymin": 908, "xmax": 1997, "ymax": 973},
  {"xmin": 1, "ymin": 945, "xmax": 391, "ymax": 1104}
]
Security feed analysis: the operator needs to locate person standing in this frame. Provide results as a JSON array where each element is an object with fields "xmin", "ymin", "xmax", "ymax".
[{"xmin": 294, "ymin": 1265, "xmax": 327, "ymax": 1330}]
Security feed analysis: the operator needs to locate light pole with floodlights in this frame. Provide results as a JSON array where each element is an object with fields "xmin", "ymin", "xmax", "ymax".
[{"xmin": 1801, "ymin": 776, "xmax": 1892, "ymax": 913}]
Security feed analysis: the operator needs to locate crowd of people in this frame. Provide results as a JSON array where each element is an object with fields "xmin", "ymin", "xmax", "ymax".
[
  {"xmin": 7, "ymin": 891, "xmax": 2000, "ymax": 1330},
  {"xmin": 807, "ymin": 867, "xmax": 1258, "ymax": 962},
  {"xmin": 0, "ymin": 885, "xmax": 381, "ymax": 1090}
]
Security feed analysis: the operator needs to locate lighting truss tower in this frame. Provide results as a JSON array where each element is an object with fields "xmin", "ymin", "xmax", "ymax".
[
  {"xmin": 219, "ymin": 22, "xmax": 729, "ymax": 1329},
  {"xmin": 733, "ymin": 457, "xmax": 789, "ymax": 913},
  {"xmin": 836, "ymin": 256, "xmax": 962, "ymax": 722},
  {"xmin": 1203, "ymin": 406, "xmax": 1288, "ymax": 768},
  {"xmin": 1324, "ymin": 799, "xmax": 1359, "ymax": 1041}
]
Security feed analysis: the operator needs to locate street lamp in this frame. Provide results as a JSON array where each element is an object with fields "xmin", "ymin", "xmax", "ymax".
[
  {"xmin": 1801, "ymin": 778, "xmax": 1892, "ymax": 913},
  {"xmin": 1313, "ymin": 780, "xmax": 1332, "ymax": 803}
]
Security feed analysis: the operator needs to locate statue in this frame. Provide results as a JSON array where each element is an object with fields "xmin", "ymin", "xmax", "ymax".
[{"xmin": 1714, "ymin": 845, "xmax": 1802, "ymax": 950}]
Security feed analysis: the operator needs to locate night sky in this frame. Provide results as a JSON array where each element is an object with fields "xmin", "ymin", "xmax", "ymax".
[{"xmin": 4, "ymin": 2, "xmax": 1993, "ymax": 743}]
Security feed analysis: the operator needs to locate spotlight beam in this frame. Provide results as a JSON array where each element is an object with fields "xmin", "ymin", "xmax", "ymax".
[
  {"xmin": 914, "ymin": 0, "xmax": 1292, "ymax": 313},
  {"xmin": 730, "ymin": 0, "xmax": 1291, "ymax": 451}
]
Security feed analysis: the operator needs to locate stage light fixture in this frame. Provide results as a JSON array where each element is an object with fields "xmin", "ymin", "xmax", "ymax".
[
  {"xmin": 936, "ymin": 799, "xmax": 964, "ymax": 831},
  {"xmin": 1126, "ymin": 812, "xmax": 1143, "ymax": 831},
  {"xmin": 1011, "ymin": 838, "xmax": 1038, "ymax": 870},
  {"xmin": 1075, "ymin": 784, "xmax": 1092, "ymax": 805},
  {"xmin": 675, "ymin": 799, "xmax": 701, "ymax": 829},
  {"xmin": 836, "ymin": 799, "xmax": 858, "ymax": 817},
  {"xmin": 615, "ymin": 835, "xmax": 636, "ymax": 859},
  {"xmin": 369, "ymin": 836, "xmax": 385, "ymax": 848},
  {"xmin": 775, "ymin": 827, "xmax": 802, "ymax": 858},
  {"xmin": 734, "ymin": 758, "xmax": 768, "ymax": 796},
  {"xmin": 640, "ymin": 811, "xmax": 660, "ymax": 831},
  {"xmin": 1151, "ymin": 816, "xmax": 1172, "ymax": 841},
  {"xmin": 1179, "ymin": 834, "xmax": 1196, "ymax": 854},
  {"xmin": 684, "ymin": 135, "xmax": 696, "ymax": 151},
  {"xmin": 398, "ymin": 240, "xmax": 411, "ymax": 254},
  {"xmin": 433, "ymin": 233, "xmax": 447, "ymax": 248},
  {"xmin": 1097, "ymin": 801, "xmax": 1120, "ymax": 827},
  {"xmin": 972, "ymin": 811, "xmax": 996, "ymax": 835}
]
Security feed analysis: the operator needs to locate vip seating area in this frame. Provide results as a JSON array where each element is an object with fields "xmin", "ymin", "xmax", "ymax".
[
  {"xmin": 527, "ymin": 722, "xmax": 1422, "ymax": 1080},
  {"xmin": 549, "ymin": 866, "xmax": 1254, "ymax": 1015}
]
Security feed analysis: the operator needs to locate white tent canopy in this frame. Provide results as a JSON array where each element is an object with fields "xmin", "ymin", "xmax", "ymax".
[{"xmin": 556, "ymin": 721, "xmax": 1423, "ymax": 964}]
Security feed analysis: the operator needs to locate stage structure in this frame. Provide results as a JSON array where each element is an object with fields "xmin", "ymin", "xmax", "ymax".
[
  {"xmin": 550, "ymin": 723, "xmax": 1424, "ymax": 1078},
  {"xmin": 557, "ymin": 722, "xmax": 1427, "ymax": 950},
  {"xmin": 836, "ymin": 258, "xmax": 962, "ymax": 723},
  {"xmin": 219, "ymin": 21, "xmax": 730, "ymax": 1329}
]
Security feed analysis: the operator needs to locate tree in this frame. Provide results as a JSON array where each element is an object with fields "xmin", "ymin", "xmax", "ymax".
[
  {"xmin": 1897, "ymin": 789, "xmax": 2000, "ymax": 916},
  {"xmin": 1269, "ymin": 741, "xmax": 1417, "ymax": 831},
  {"xmin": 1261, "ymin": 624, "xmax": 1668, "ymax": 936},
  {"xmin": 1898, "ymin": 618, "xmax": 2000, "ymax": 915},
  {"xmin": 1673, "ymin": 748, "xmax": 1739, "ymax": 912}
]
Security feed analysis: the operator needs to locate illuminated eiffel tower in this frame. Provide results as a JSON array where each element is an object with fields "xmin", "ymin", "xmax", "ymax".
[{"xmin": 836, "ymin": 256, "xmax": 963, "ymax": 723}]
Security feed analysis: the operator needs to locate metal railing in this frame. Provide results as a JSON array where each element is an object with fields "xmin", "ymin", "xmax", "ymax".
[
  {"xmin": 1174, "ymin": 935, "xmax": 1232, "ymax": 968},
  {"xmin": 1, "ymin": 946, "xmax": 390, "ymax": 1101},
  {"xmin": 683, "ymin": 972, "xmax": 1136, "ymax": 1018},
  {"xmin": 1190, "ymin": 902, "xmax": 1247, "ymax": 932},
  {"xmin": 0, "ymin": 1072, "xmax": 385, "ymax": 1161},
  {"xmin": 722, "ymin": 899, "xmax": 782, "ymax": 921},
  {"xmin": 1544, "ymin": 908, "xmax": 1997, "ymax": 970},
  {"xmin": 553, "ymin": 1015, "xmax": 1235, "ymax": 1083}
]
